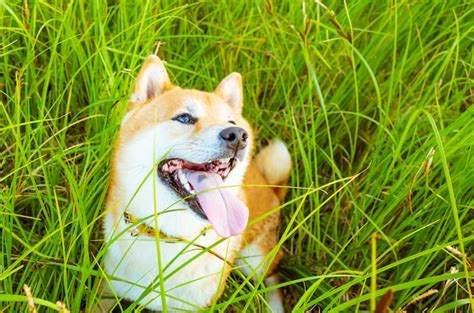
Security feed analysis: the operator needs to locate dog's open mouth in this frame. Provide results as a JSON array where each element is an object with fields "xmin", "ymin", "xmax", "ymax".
[{"xmin": 157, "ymin": 158, "xmax": 249, "ymax": 237}]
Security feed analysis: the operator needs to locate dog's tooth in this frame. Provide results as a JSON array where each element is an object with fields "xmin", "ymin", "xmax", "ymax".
[
  {"xmin": 183, "ymin": 182, "xmax": 190, "ymax": 192},
  {"xmin": 184, "ymin": 182, "xmax": 194, "ymax": 194},
  {"xmin": 223, "ymin": 167, "xmax": 231, "ymax": 177},
  {"xmin": 178, "ymin": 171, "xmax": 188, "ymax": 185}
]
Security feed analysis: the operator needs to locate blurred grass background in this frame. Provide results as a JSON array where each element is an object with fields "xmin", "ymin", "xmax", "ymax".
[{"xmin": 1, "ymin": 0, "xmax": 473, "ymax": 311}]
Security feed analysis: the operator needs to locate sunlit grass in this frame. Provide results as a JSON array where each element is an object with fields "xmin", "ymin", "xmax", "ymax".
[{"xmin": 1, "ymin": 0, "xmax": 473, "ymax": 311}]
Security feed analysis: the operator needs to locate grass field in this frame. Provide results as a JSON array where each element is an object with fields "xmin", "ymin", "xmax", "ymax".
[{"xmin": 1, "ymin": 0, "xmax": 473, "ymax": 312}]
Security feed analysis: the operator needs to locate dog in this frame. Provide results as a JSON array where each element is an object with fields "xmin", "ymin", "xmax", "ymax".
[{"xmin": 99, "ymin": 55, "xmax": 291, "ymax": 312}]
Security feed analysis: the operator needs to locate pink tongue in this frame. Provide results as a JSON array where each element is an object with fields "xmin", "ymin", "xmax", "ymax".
[{"xmin": 185, "ymin": 171, "xmax": 249, "ymax": 237}]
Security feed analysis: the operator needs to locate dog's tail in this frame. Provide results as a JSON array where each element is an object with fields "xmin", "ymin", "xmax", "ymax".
[{"xmin": 254, "ymin": 139, "xmax": 292, "ymax": 202}]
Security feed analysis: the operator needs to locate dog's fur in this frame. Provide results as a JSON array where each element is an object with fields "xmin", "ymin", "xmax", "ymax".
[{"xmin": 99, "ymin": 55, "xmax": 291, "ymax": 312}]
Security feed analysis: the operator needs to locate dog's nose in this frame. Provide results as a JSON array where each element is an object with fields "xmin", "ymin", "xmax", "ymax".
[{"xmin": 220, "ymin": 127, "xmax": 248, "ymax": 150}]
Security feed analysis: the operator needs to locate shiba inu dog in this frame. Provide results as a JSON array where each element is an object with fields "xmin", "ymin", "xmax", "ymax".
[{"xmin": 100, "ymin": 55, "xmax": 291, "ymax": 312}]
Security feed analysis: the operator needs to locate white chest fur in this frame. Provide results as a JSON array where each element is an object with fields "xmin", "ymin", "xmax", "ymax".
[{"xmin": 104, "ymin": 210, "xmax": 242, "ymax": 311}]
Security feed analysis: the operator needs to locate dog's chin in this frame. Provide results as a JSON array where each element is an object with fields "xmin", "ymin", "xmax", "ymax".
[{"xmin": 157, "ymin": 156, "xmax": 242, "ymax": 220}]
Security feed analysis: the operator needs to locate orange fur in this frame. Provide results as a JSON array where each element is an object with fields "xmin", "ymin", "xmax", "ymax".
[{"xmin": 242, "ymin": 162, "xmax": 284, "ymax": 274}]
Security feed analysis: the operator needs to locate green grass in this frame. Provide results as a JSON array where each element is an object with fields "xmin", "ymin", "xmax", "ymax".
[{"xmin": 1, "ymin": 0, "xmax": 473, "ymax": 311}]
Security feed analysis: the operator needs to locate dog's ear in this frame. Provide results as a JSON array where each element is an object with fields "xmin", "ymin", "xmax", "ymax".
[
  {"xmin": 129, "ymin": 55, "xmax": 172, "ymax": 110},
  {"xmin": 215, "ymin": 73, "xmax": 243, "ymax": 113}
]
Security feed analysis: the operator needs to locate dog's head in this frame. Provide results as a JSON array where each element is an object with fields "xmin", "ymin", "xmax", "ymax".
[{"xmin": 114, "ymin": 55, "xmax": 252, "ymax": 237}]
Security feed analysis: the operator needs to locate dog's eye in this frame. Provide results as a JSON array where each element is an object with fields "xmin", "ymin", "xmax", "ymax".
[
  {"xmin": 228, "ymin": 120, "xmax": 236, "ymax": 125},
  {"xmin": 173, "ymin": 113, "xmax": 197, "ymax": 125}
]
